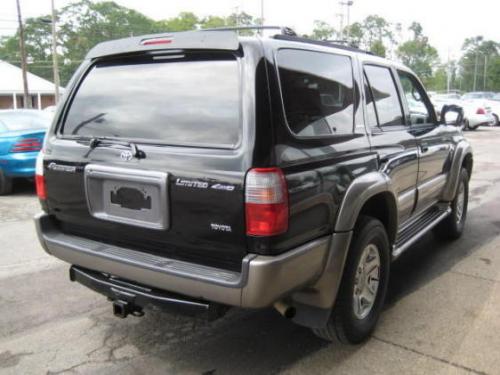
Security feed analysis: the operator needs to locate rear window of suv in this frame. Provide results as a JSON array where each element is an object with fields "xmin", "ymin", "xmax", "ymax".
[{"xmin": 62, "ymin": 54, "xmax": 241, "ymax": 148}]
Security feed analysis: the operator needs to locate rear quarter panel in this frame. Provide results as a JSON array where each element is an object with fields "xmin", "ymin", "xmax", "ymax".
[{"xmin": 248, "ymin": 40, "xmax": 377, "ymax": 254}]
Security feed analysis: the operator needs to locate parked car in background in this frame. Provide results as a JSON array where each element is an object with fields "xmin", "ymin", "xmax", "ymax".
[
  {"xmin": 431, "ymin": 94, "xmax": 495, "ymax": 130},
  {"xmin": 484, "ymin": 93, "xmax": 500, "ymax": 126},
  {"xmin": 461, "ymin": 91, "xmax": 495, "ymax": 100},
  {"xmin": 0, "ymin": 110, "xmax": 51, "ymax": 194},
  {"xmin": 461, "ymin": 91, "xmax": 498, "ymax": 127},
  {"xmin": 43, "ymin": 105, "xmax": 57, "ymax": 113}
]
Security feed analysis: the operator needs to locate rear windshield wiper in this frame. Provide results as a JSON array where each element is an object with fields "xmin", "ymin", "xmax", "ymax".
[{"xmin": 85, "ymin": 137, "xmax": 146, "ymax": 159}]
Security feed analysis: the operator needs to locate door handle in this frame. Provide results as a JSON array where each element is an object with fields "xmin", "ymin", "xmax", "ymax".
[{"xmin": 420, "ymin": 145, "xmax": 429, "ymax": 153}]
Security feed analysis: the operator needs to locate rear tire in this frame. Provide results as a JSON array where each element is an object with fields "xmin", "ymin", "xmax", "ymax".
[
  {"xmin": 312, "ymin": 216, "xmax": 390, "ymax": 344},
  {"xmin": 493, "ymin": 114, "xmax": 499, "ymax": 127},
  {"xmin": 0, "ymin": 170, "xmax": 12, "ymax": 195},
  {"xmin": 434, "ymin": 168, "xmax": 469, "ymax": 240}
]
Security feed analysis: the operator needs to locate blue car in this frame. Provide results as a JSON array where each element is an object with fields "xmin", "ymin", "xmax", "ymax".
[{"xmin": 0, "ymin": 110, "xmax": 52, "ymax": 194}]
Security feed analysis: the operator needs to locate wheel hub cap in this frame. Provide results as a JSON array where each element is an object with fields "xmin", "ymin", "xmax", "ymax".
[{"xmin": 353, "ymin": 244, "xmax": 381, "ymax": 320}]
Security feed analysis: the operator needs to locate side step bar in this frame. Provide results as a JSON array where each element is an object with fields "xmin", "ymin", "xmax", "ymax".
[{"xmin": 393, "ymin": 206, "xmax": 451, "ymax": 259}]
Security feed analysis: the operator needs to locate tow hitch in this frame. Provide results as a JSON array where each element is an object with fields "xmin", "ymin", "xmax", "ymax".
[
  {"xmin": 112, "ymin": 300, "xmax": 144, "ymax": 319},
  {"xmin": 70, "ymin": 266, "xmax": 228, "ymax": 320}
]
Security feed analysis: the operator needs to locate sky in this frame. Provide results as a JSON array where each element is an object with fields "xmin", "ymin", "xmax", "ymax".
[{"xmin": 0, "ymin": 0, "xmax": 499, "ymax": 61}]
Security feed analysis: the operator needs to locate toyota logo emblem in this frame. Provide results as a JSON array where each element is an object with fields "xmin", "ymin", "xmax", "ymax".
[{"xmin": 120, "ymin": 150, "xmax": 133, "ymax": 161}]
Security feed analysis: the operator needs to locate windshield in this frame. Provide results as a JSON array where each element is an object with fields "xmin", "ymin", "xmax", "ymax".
[
  {"xmin": 62, "ymin": 54, "xmax": 241, "ymax": 148},
  {"xmin": 0, "ymin": 111, "xmax": 52, "ymax": 132}
]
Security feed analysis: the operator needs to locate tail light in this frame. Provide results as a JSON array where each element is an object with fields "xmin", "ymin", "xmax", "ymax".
[
  {"xmin": 476, "ymin": 108, "xmax": 486, "ymax": 115},
  {"xmin": 245, "ymin": 167, "xmax": 288, "ymax": 236},
  {"xmin": 10, "ymin": 138, "xmax": 42, "ymax": 153},
  {"xmin": 35, "ymin": 150, "xmax": 46, "ymax": 200}
]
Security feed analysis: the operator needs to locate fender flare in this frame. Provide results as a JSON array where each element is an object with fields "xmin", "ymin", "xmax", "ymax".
[
  {"xmin": 334, "ymin": 171, "xmax": 398, "ymax": 233},
  {"xmin": 441, "ymin": 141, "xmax": 473, "ymax": 201}
]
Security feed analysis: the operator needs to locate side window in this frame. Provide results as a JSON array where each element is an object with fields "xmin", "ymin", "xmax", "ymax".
[
  {"xmin": 364, "ymin": 73, "xmax": 378, "ymax": 127},
  {"xmin": 364, "ymin": 65, "xmax": 404, "ymax": 127},
  {"xmin": 397, "ymin": 71, "xmax": 433, "ymax": 125},
  {"xmin": 277, "ymin": 49, "xmax": 354, "ymax": 136}
]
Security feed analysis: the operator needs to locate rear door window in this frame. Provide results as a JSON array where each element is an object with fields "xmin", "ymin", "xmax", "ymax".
[
  {"xmin": 364, "ymin": 65, "xmax": 404, "ymax": 127},
  {"xmin": 364, "ymin": 73, "xmax": 379, "ymax": 127},
  {"xmin": 277, "ymin": 49, "xmax": 354, "ymax": 136},
  {"xmin": 62, "ymin": 54, "xmax": 241, "ymax": 148}
]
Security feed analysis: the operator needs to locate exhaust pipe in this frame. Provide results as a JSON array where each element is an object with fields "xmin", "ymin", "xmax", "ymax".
[{"xmin": 274, "ymin": 301, "xmax": 296, "ymax": 319}]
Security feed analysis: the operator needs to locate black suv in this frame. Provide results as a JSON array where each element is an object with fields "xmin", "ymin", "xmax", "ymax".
[{"xmin": 34, "ymin": 27, "xmax": 472, "ymax": 344}]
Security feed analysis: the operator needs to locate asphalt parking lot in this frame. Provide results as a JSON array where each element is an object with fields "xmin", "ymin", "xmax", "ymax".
[{"xmin": 1, "ymin": 128, "xmax": 499, "ymax": 375}]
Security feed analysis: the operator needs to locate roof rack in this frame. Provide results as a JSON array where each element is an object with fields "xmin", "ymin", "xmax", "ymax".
[
  {"xmin": 200, "ymin": 25, "xmax": 297, "ymax": 36},
  {"xmin": 324, "ymin": 39, "xmax": 350, "ymax": 45},
  {"xmin": 273, "ymin": 34, "xmax": 373, "ymax": 55}
]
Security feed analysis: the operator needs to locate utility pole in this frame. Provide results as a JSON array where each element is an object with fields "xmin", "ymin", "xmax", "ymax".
[
  {"xmin": 15, "ymin": 0, "xmax": 31, "ymax": 108},
  {"xmin": 336, "ymin": 13, "xmax": 344, "ymax": 40},
  {"xmin": 345, "ymin": 1, "xmax": 353, "ymax": 32},
  {"xmin": 50, "ymin": 0, "xmax": 60, "ymax": 104},
  {"xmin": 233, "ymin": 6, "xmax": 239, "ymax": 27},
  {"xmin": 483, "ymin": 55, "xmax": 487, "ymax": 91},
  {"xmin": 260, "ymin": 0, "xmax": 264, "ymax": 35},
  {"xmin": 339, "ymin": 1, "xmax": 353, "ymax": 41},
  {"xmin": 446, "ymin": 51, "xmax": 451, "ymax": 93},
  {"xmin": 473, "ymin": 53, "xmax": 478, "ymax": 91}
]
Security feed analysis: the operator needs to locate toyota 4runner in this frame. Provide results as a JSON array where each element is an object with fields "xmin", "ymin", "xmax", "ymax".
[{"xmin": 34, "ymin": 27, "xmax": 473, "ymax": 344}]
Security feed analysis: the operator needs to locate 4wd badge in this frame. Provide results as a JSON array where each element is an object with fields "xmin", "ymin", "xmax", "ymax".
[{"xmin": 120, "ymin": 150, "xmax": 133, "ymax": 161}]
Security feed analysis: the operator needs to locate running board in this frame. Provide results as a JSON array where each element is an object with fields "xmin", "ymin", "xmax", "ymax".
[{"xmin": 392, "ymin": 206, "xmax": 451, "ymax": 259}]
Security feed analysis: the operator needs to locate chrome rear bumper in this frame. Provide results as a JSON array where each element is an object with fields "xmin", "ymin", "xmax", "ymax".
[{"xmin": 35, "ymin": 213, "xmax": 331, "ymax": 308}]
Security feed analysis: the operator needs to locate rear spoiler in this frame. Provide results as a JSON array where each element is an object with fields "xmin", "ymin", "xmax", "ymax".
[{"xmin": 86, "ymin": 30, "xmax": 240, "ymax": 59}]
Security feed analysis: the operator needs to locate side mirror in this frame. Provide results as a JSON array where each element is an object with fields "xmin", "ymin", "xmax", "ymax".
[{"xmin": 440, "ymin": 104, "xmax": 464, "ymax": 126}]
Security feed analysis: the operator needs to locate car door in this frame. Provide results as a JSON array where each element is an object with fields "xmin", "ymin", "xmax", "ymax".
[
  {"xmin": 396, "ymin": 70, "xmax": 454, "ymax": 214},
  {"xmin": 363, "ymin": 64, "xmax": 418, "ymax": 224}
]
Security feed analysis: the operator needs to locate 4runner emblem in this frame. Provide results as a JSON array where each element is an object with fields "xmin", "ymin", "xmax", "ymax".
[{"xmin": 120, "ymin": 150, "xmax": 133, "ymax": 161}]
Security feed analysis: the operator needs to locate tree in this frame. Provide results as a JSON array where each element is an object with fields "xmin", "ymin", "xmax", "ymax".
[
  {"xmin": 343, "ymin": 22, "xmax": 363, "ymax": 47},
  {"xmin": 396, "ymin": 22, "xmax": 439, "ymax": 85},
  {"xmin": 309, "ymin": 20, "xmax": 336, "ymax": 40},
  {"xmin": 199, "ymin": 15, "xmax": 227, "ymax": 29},
  {"xmin": 218, "ymin": 12, "xmax": 261, "ymax": 35},
  {"xmin": 341, "ymin": 15, "xmax": 394, "ymax": 56},
  {"xmin": 426, "ymin": 66, "xmax": 447, "ymax": 91},
  {"xmin": 158, "ymin": 12, "xmax": 199, "ymax": 32},
  {"xmin": 0, "ymin": 0, "xmax": 160, "ymax": 85},
  {"xmin": 458, "ymin": 36, "xmax": 499, "ymax": 91},
  {"xmin": 370, "ymin": 40, "xmax": 386, "ymax": 57},
  {"xmin": 361, "ymin": 15, "xmax": 394, "ymax": 56},
  {"xmin": 488, "ymin": 57, "xmax": 500, "ymax": 91}
]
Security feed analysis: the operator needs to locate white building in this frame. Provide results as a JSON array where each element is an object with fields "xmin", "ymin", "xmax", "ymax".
[{"xmin": 0, "ymin": 60, "xmax": 63, "ymax": 109}]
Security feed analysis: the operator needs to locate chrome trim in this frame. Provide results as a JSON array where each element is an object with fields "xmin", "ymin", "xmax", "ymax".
[
  {"xmin": 392, "ymin": 208, "xmax": 451, "ymax": 259},
  {"xmin": 84, "ymin": 164, "xmax": 169, "ymax": 230}
]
